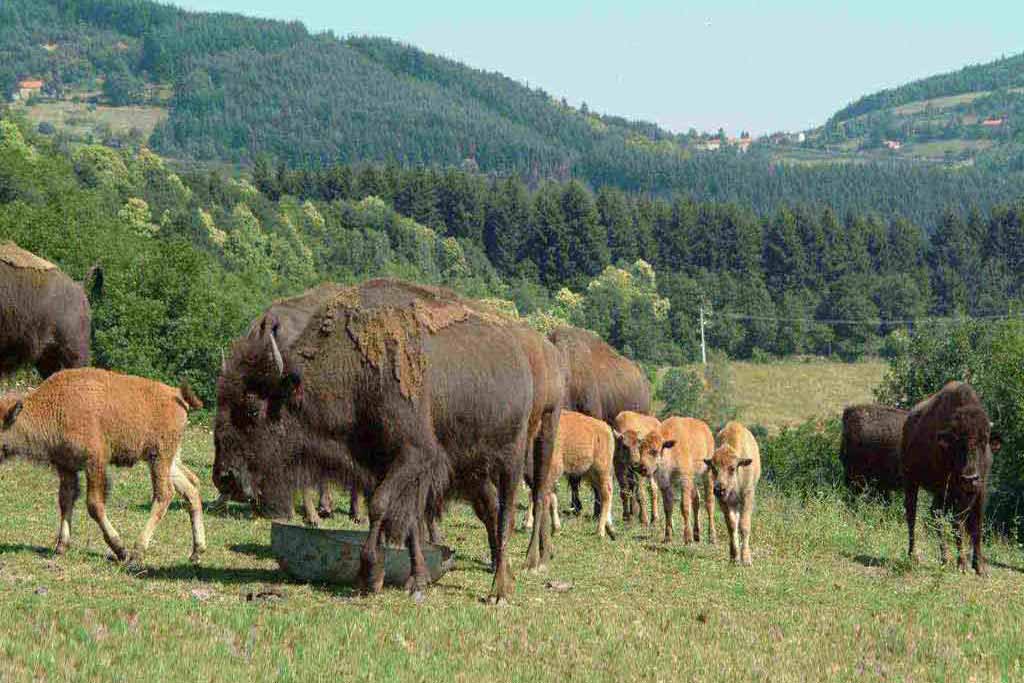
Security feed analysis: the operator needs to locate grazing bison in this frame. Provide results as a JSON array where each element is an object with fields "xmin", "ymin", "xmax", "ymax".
[
  {"xmin": 632, "ymin": 416, "xmax": 716, "ymax": 544},
  {"xmin": 217, "ymin": 279, "xmax": 536, "ymax": 601},
  {"xmin": 525, "ymin": 410, "xmax": 616, "ymax": 539},
  {"xmin": 613, "ymin": 410, "xmax": 661, "ymax": 523},
  {"xmin": 0, "ymin": 242, "xmax": 102, "ymax": 378},
  {"xmin": 0, "ymin": 369, "xmax": 205, "ymax": 563},
  {"xmin": 902, "ymin": 381, "xmax": 1000, "ymax": 575},
  {"xmin": 548, "ymin": 326, "xmax": 652, "ymax": 523},
  {"xmin": 840, "ymin": 404, "xmax": 908, "ymax": 500},
  {"xmin": 211, "ymin": 283, "xmax": 360, "ymax": 526},
  {"xmin": 705, "ymin": 422, "xmax": 761, "ymax": 565}
]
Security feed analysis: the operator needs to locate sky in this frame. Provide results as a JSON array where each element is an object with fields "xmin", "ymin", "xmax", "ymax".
[{"xmin": 174, "ymin": 0, "xmax": 1024, "ymax": 136}]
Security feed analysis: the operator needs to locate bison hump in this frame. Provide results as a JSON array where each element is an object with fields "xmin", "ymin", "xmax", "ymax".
[{"xmin": 0, "ymin": 242, "xmax": 57, "ymax": 271}]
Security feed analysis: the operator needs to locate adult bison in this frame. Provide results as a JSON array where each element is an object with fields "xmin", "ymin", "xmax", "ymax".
[
  {"xmin": 548, "ymin": 326, "xmax": 652, "ymax": 523},
  {"xmin": 902, "ymin": 382, "xmax": 1001, "ymax": 575},
  {"xmin": 840, "ymin": 404, "xmax": 908, "ymax": 500},
  {"xmin": 0, "ymin": 242, "xmax": 102, "ymax": 378},
  {"xmin": 217, "ymin": 279, "xmax": 536, "ymax": 602},
  {"xmin": 211, "ymin": 283, "xmax": 360, "ymax": 525}
]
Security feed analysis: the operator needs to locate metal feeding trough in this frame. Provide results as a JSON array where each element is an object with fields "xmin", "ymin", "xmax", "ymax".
[{"xmin": 270, "ymin": 523, "xmax": 455, "ymax": 586}]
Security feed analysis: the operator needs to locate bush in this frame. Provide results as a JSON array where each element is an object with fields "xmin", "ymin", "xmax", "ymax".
[
  {"xmin": 760, "ymin": 419, "xmax": 843, "ymax": 496},
  {"xmin": 655, "ymin": 351, "xmax": 737, "ymax": 429}
]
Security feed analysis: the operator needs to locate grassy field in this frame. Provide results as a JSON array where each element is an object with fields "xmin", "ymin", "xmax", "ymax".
[
  {"xmin": 2, "ymin": 361, "xmax": 1022, "ymax": 682},
  {"xmin": 16, "ymin": 100, "xmax": 167, "ymax": 141},
  {"xmin": 722, "ymin": 359, "xmax": 887, "ymax": 431}
]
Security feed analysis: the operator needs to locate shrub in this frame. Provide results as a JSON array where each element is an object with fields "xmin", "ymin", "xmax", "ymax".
[
  {"xmin": 760, "ymin": 418, "xmax": 843, "ymax": 495},
  {"xmin": 656, "ymin": 351, "xmax": 737, "ymax": 429}
]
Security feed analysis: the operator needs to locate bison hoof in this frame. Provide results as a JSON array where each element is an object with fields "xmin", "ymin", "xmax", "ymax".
[
  {"xmin": 318, "ymin": 507, "xmax": 334, "ymax": 519},
  {"xmin": 974, "ymin": 564, "xmax": 988, "ymax": 578},
  {"xmin": 190, "ymin": 548, "xmax": 205, "ymax": 564},
  {"xmin": 483, "ymin": 594, "xmax": 509, "ymax": 607},
  {"xmin": 54, "ymin": 542, "xmax": 69, "ymax": 556}
]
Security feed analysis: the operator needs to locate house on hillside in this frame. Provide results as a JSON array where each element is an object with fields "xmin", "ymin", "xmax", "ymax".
[
  {"xmin": 883, "ymin": 139, "xmax": 902, "ymax": 151},
  {"xmin": 14, "ymin": 79, "xmax": 44, "ymax": 101},
  {"xmin": 981, "ymin": 118, "xmax": 1005, "ymax": 128}
]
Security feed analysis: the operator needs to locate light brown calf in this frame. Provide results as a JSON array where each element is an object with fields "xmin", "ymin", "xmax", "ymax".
[
  {"xmin": 705, "ymin": 421, "xmax": 762, "ymax": 565},
  {"xmin": 613, "ymin": 410, "xmax": 661, "ymax": 525},
  {"xmin": 633, "ymin": 416, "xmax": 715, "ymax": 544},
  {"xmin": 0, "ymin": 368, "xmax": 206, "ymax": 564},
  {"xmin": 525, "ymin": 411, "xmax": 616, "ymax": 538}
]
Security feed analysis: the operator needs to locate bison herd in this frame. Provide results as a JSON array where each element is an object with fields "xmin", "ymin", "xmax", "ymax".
[{"xmin": 0, "ymin": 242, "xmax": 1008, "ymax": 604}]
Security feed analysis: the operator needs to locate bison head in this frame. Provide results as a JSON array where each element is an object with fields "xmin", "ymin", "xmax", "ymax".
[
  {"xmin": 632, "ymin": 431, "xmax": 675, "ymax": 478},
  {"xmin": 704, "ymin": 445, "xmax": 753, "ymax": 506},
  {"xmin": 937, "ymin": 407, "xmax": 1000, "ymax": 494},
  {"xmin": 614, "ymin": 429, "xmax": 641, "ymax": 466},
  {"xmin": 215, "ymin": 350, "xmax": 303, "ymax": 520}
]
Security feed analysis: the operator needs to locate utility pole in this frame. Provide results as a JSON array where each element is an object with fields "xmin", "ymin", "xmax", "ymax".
[{"xmin": 699, "ymin": 304, "xmax": 707, "ymax": 365}]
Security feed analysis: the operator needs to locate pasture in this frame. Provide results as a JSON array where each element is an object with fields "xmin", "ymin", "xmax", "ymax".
[
  {"xmin": 2, "ymin": 415, "xmax": 1023, "ymax": 681},
  {"xmin": 16, "ymin": 100, "xmax": 168, "ymax": 142}
]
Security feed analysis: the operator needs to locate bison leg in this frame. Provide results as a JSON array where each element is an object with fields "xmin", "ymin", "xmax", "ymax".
[
  {"xmin": 54, "ymin": 468, "xmax": 80, "ymax": 555},
  {"xmin": 659, "ymin": 476, "xmax": 674, "ymax": 544},
  {"xmin": 929, "ymin": 497, "xmax": 949, "ymax": 565},
  {"xmin": 404, "ymin": 526, "xmax": 431, "ymax": 602},
  {"xmin": 549, "ymin": 491, "xmax": 561, "ymax": 533},
  {"xmin": 904, "ymin": 483, "xmax": 919, "ymax": 562},
  {"xmin": 968, "ymin": 505, "xmax": 986, "ymax": 576},
  {"xmin": 648, "ymin": 476, "xmax": 660, "ymax": 523},
  {"xmin": 133, "ymin": 455, "xmax": 175, "ymax": 564},
  {"xmin": 596, "ymin": 473, "xmax": 614, "ymax": 539},
  {"xmin": 568, "ymin": 476, "xmax": 583, "ymax": 515},
  {"xmin": 489, "ymin": 470, "xmax": 521, "ymax": 603},
  {"xmin": 739, "ymin": 491, "xmax": 755, "ymax": 566},
  {"xmin": 680, "ymin": 477, "xmax": 696, "ymax": 544},
  {"xmin": 85, "ymin": 460, "xmax": 128, "ymax": 562},
  {"xmin": 725, "ymin": 504, "xmax": 741, "ymax": 563},
  {"xmin": 349, "ymin": 484, "xmax": 366, "ymax": 524},
  {"xmin": 526, "ymin": 408, "xmax": 558, "ymax": 570},
  {"xmin": 359, "ymin": 513, "xmax": 387, "ymax": 595},
  {"xmin": 317, "ymin": 482, "xmax": 334, "ymax": 519},
  {"xmin": 470, "ymin": 483, "xmax": 500, "ymax": 572},
  {"xmin": 300, "ymin": 488, "xmax": 322, "ymax": 527},
  {"xmin": 703, "ymin": 473, "xmax": 716, "ymax": 544},
  {"xmin": 170, "ymin": 458, "xmax": 207, "ymax": 563}
]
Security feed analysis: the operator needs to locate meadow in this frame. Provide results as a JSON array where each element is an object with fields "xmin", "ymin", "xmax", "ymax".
[{"xmin": 1, "ymin": 363, "xmax": 1022, "ymax": 682}]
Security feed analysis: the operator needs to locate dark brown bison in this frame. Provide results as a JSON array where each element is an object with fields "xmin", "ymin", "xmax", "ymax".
[
  {"xmin": 0, "ymin": 242, "xmax": 102, "ymax": 378},
  {"xmin": 902, "ymin": 381, "xmax": 1001, "ymax": 575},
  {"xmin": 217, "ymin": 279, "xmax": 536, "ymax": 602},
  {"xmin": 211, "ymin": 283, "xmax": 361, "ymax": 526},
  {"xmin": 840, "ymin": 404, "xmax": 908, "ymax": 499},
  {"xmin": 547, "ymin": 326, "xmax": 652, "ymax": 523}
]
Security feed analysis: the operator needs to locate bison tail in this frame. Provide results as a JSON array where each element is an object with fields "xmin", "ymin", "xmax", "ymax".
[
  {"xmin": 178, "ymin": 381, "xmax": 204, "ymax": 411},
  {"xmin": 381, "ymin": 444, "xmax": 451, "ymax": 547}
]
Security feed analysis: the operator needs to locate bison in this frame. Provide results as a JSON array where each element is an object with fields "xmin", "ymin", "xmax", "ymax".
[
  {"xmin": 0, "ymin": 368, "xmax": 205, "ymax": 564},
  {"xmin": 632, "ymin": 416, "xmax": 716, "ymax": 544},
  {"xmin": 902, "ymin": 381, "xmax": 1000, "ymax": 575},
  {"xmin": 217, "ymin": 279, "xmax": 538, "ymax": 602},
  {"xmin": 613, "ymin": 410, "xmax": 661, "ymax": 524},
  {"xmin": 548, "ymin": 326, "xmax": 652, "ymax": 524},
  {"xmin": 0, "ymin": 242, "xmax": 102, "ymax": 379},
  {"xmin": 211, "ymin": 283, "xmax": 361, "ymax": 526},
  {"xmin": 705, "ymin": 422, "xmax": 761, "ymax": 565},
  {"xmin": 840, "ymin": 404, "xmax": 908, "ymax": 500},
  {"xmin": 525, "ymin": 410, "xmax": 616, "ymax": 539}
]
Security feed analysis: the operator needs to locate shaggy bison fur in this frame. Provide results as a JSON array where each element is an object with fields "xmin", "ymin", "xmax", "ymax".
[
  {"xmin": 840, "ymin": 404, "xmax": 908, "ymax": 500},
  {"xmin": 0, "ymin": 242, "xmax": 102, "ymax": 379},
  {"xmin": 547, "ymin": 326, "xmax": 651, "ymax": 523},
  {"xmin": 217, "ymin": 278, "xmax": 536, "ymax": 601},
  {"xmin": 901, "ymin": 381, "xmax": 1001, "ymax": 575}
]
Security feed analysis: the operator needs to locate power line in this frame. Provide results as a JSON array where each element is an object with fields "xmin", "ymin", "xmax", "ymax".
[{"xmin": 713, "ymin": 311, "xmax": 1024, "ymax": 326}]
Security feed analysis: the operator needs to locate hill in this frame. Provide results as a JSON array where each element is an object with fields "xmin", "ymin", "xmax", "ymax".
[
  {"xmin": 800, "ymin": 52, "xmax": 1024, "ymax": 169},
  {"xmin": 5, "ymin": 0, "xmax": 1024, "ymax": 226}
]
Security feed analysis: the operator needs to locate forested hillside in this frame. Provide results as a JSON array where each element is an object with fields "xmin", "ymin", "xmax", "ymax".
[{"xmin": 5, "ymin": 0, "xmax": 1024, "ymax": 225}]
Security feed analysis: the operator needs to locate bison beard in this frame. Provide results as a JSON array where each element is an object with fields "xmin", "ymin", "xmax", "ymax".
[{"xmin": 219, "ymin": 279, "xmax": 536, "ymax": 602}]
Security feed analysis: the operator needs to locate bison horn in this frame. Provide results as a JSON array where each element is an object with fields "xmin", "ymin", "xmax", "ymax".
[{"xmin": 269, "ymin": 328, "xmax": 285, "ymax": 376}]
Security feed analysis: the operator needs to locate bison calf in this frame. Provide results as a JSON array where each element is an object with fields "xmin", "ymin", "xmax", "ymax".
[
  {"xmin": 613, "ymin": 410, "xmax": 661, "ymax": 525},
  {"xmin": 632, "ymin": 416, "xmax": 715, "ymax": 544},
  {"xmin": 0, "ymin": 368, "xmax": 206, "ymax": 564},
  {"xmin": 525, "ymin": 411, "xmax": 616, "ymax": 538},
  {"xmin": 705, "ymin": 422, "xmax": 762, "ymax": 565}
]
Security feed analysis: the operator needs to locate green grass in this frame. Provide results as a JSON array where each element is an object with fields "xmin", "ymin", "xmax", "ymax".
[
  {"xmin": 724, "ymin": 359, "xmax": 887, "ymax": 431},
  {"xmin": 2, "ymin": 420, "xmax": 1023, "ymax": 682}
]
